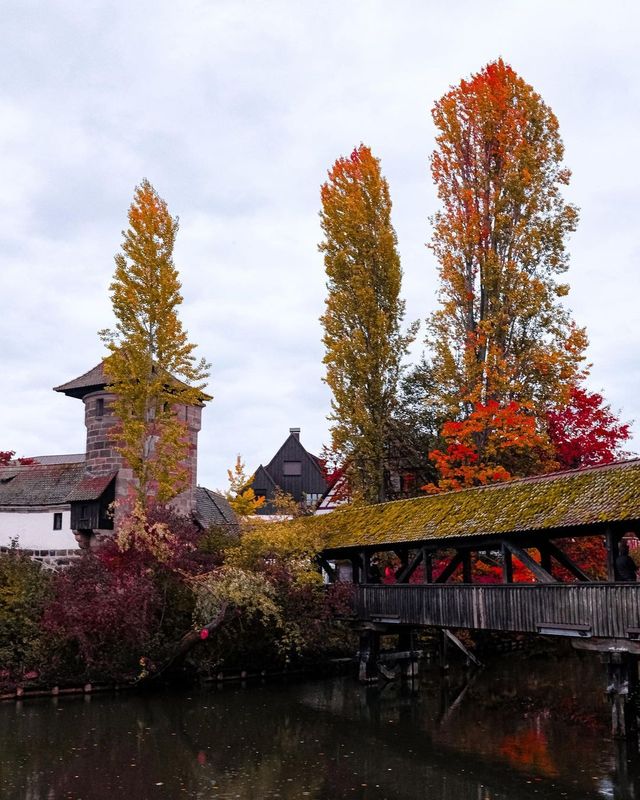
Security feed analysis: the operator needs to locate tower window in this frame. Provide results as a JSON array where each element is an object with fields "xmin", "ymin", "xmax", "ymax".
[
  {"xmin": 53, "ymin": 512, "xmax": 62, "ymax": 530},
  {"xmin": 96, "ymin": 398, "xmax": 104, "ymax": 417},
  {"xmin": 283, "ymin": 461, "xmax": 302, "ymax": 476}
]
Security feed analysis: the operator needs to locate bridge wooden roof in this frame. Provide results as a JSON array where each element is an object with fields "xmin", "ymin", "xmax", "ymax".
[{"xmin": 312, "ymin": 459, "xmax": 640, "ymax": 554}]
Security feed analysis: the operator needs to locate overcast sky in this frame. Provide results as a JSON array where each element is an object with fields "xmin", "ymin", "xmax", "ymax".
[{"xmin": 1, "ymin": 0, "xmax": 638, "ymax": 490}]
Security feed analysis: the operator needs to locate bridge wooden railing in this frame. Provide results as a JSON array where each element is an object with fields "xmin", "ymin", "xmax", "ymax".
[{"xmin": 355, "ymin": 583, "xmax": 640, "ymax": 639}]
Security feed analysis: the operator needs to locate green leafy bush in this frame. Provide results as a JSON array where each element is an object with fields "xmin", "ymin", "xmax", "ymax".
[{"xmin": 0, "ymin": 549, "xmax": 51, "ymax": 682}]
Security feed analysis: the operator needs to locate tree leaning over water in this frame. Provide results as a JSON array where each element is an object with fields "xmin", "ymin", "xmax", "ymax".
[
  {"xmin": 100, "ymin": 179, "xmax": 210, "ymax": 508},
  {"xmin": 319, "ymin": 145, "xmax": 417, "ymax": 504},
  {"xmin": 427, "ymin": 59, "xmax": 587, "ymax": 420}
]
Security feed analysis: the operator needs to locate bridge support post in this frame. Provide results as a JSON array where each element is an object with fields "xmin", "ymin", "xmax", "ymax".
[
  {"xmin": 398, "ymin": 630, "xmax": 419, "ymax": 680},
  {"xmin": 438, "ymin": 628, "xmax": 449, "ymax": 672},
  {"xmin": 358, "ymin": 629, "xmax": 380, "ymax": 683},
  {"xmin": 606, "ymin": 652, "xmax": 639, "ymax": 739}
]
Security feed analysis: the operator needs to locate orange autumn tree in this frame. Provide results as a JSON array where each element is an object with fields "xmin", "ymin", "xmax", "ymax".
[
  {"xmin": 422, "ymin": 400, "xmax": 552, "ymax": 493},
  {"xmin": 427, "ymin": 59, "xmax": 587, "ymax": 421}
]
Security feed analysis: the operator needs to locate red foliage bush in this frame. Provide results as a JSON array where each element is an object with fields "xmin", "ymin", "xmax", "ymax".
[
  {"xmin": 42, "ymin": 555, "xmax": 161, "ymax": 680},
  {"xmin": 42, "ymin": 508, "xmax": 225, "ymax": 681}
]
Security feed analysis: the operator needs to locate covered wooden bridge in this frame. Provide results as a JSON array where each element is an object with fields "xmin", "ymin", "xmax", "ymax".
[{"xmin": 309, "ymin": 459, "xmax": 640, "ymax": 735}]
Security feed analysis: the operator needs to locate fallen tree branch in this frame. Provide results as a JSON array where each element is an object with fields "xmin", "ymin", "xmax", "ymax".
[{"xmin": 139, "ymin": 601, "xmax": 229, "ymax": 684}]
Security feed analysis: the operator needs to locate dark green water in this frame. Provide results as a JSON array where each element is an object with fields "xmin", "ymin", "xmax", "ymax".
[{"xmin": 1, "ymin": 650, "xmax": 638, "ymax": 799}]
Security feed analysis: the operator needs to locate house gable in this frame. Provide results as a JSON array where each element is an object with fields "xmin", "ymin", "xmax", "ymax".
[{"xmin": 251, "ymin": 429, "xmax": 328, "ymax": 511}]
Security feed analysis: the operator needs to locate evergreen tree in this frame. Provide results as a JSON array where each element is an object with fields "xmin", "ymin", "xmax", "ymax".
[
  {"xmin": 390, "ymin": 358, "xmax": 441, "ymax": 495},
  {"xmin": 100, "ymin": 179, "xmax": 210, "ymax": 507},
  {"xmin": 319, "ymin": 145, "xmax": 417, "ymax": 503},
  {"xmin": 428, "ymin": 59, "xmax": 587, "ymax": 419}
]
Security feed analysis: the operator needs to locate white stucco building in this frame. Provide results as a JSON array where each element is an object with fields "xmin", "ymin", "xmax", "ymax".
[{"xmin": 0, "ymin": 455, "xmax": 84, "ymax": 549}]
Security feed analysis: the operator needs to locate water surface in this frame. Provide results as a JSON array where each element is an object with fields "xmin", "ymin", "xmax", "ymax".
[{"xmin": 1, "ymin": 649, "xmax": 638, "ymax": 799}]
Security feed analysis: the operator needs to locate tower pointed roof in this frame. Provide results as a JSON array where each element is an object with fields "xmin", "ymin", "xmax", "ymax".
[
  {"xmin": 54, "ymin": 359, "xmax": 212, "ymax": 402},
  {"xmin": 54, "ymin": 362, "xmax": 109, "ymax": 399}
]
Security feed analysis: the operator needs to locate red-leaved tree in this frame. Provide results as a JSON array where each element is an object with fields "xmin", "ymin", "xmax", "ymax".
[
  {"xmin": 0, "ymin": 451, "xmax": 34, "ymax": 466},
  {"xmin": 547, "ymin": 385, "xmax": 631, "ymax": 469}
]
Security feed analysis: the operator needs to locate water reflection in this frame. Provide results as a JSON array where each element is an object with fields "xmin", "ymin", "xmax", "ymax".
[{"xmin": 1, "ymin": 650, "xmax": 639, "ymax": 799}]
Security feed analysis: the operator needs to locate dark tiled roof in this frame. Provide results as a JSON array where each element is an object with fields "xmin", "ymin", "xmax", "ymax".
[
  {"xmin": 66, "ymin": 472, "xmax": 117, "ymax": 502},
  {"xmin": 30, "ymin": 454, "xmax": 86, "ymax": 465},
  {"xmin": 195, "ymin": 487, "xmax": 238, "ymax": 528},
  {"xmin": 54, "ymin": 359, "xmax": 212, "ymax": 402},
  {"xmin": 54, "ymin": 362, "xmax": 108, "ymax": 398},
  {"xmin": 265, "ymin": 432, "xmax": 326, "ymax": 479},
  {"xmin": 0, "ymin": 463, "xmax": 85, "ymax": 507},
  {"xmin": 310, "ymin": 458, "xmax": 640, "ymax": 553}
]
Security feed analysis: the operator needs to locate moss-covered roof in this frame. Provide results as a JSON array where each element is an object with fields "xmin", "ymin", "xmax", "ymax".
[{"xmin": 310, "ymin": 459, "xmax": 640, "ymax": 553}]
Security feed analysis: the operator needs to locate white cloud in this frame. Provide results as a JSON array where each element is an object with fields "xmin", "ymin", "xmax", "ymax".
[{"xmin": 1, "ymin": 0, "xmax": 638, "ymax": 487}]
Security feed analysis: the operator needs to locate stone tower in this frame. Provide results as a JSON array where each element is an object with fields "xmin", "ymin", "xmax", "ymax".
[{"xmin": 54, "ymin": 361, "xmax": 207, "ymax": 545}]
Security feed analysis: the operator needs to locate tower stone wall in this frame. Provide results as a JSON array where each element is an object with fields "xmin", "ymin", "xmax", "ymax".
[
  {"xmin": 165, "ymin": 402, "xmax": 202, "ymax": 517},
  {"xmin": 55, "ymin": 361, "xmax": 207, "ymax": 543},
  {"xmin": 80, "ymin": 390, "xmax": 203, "ymax": 531},
  {"xmin": 83, "ymin": 390, "xmax": 123, "ymax": 477}
]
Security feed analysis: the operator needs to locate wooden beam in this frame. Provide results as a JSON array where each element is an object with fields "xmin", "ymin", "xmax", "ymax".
[
  {"xmin": 361, "ymin": 550, "xmax": 369, "ymax": 584},
  {"xmin": 501, "ymin": 540, "xmax": 555, "ymax": 583},
  {"xmin": 444, "ymin": 628, "xmax": 482, "ymax": 667},
  {"xmin": 501, "ymin": 543, "xmax": 513, "ymax": 584},
  {"xmin": 434, "ymin": 551, "xmax": 464, "ymax": 584},
  {"xmin": 423, "ymin": 548, "xmax": 433, "ymax": 584},
  {"xmin": 318, "ymin": 522, "xmax": 640, "ymax": 563},
  {"xmin": 316, "ymin": 555, "xmax": 336, "ymax": 582},
  {"xmin": 393, "ymin": 547, "xmax": 409, "ymax": 570},
  {"xmin": 396, "ymin": 549, "xmax": 424, "ymax": 584},
  {"xmin": 572, "ymin": 638, "xmax": 640, "ymax": 655},
  {"xmin": 462, "ymin": 550, "xmax": 472, "ymax": 583},
  {"xmin": 543, "ymin": 540, "xmax": 593, "ymax": 582},
  {"xmin": 351, "ymin": 553, "xmax": 362, "ymax": 585},
  {"xmin": 539, "ymin": 544, "xmax": 553, "ymax": 577},
  {"xmin": 606, "ymin": 528, "xmax": 623, "ymax": 582}
]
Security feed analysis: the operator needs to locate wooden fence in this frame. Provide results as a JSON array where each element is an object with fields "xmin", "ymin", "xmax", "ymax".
[{"xmin": 355, "ymin": 583, "xmax": 640, "ymax": 639}]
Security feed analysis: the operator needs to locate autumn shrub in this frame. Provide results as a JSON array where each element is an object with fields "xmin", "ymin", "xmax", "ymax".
[
  {"xmin": 189, "ymin": 518, "xmax": 355, "ymax": 672},
  {"xmin": 41, "ymin": 507, "xmax": 226, "ymax": 683},
  {"xmin": 42, "ymin": 554, "xmax": 161, "ymax": 681},
  {"xmin": 0, "ymin": 548, "xmax": 51, "ymax": 684},
  {"xmin": 190, "ymin": 563, "xmax": 354, "ymax": 672},
  {"xmin": 29, "ymin": 506, "xmax": 349, "ymax": 683}
]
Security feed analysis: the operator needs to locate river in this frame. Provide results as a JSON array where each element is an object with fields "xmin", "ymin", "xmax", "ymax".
[{"xmin": 1, "ymin": 648, "xmax": 638, "ymax": 799}]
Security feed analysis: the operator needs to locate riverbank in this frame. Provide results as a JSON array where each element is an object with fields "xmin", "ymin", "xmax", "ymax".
[{"xmin": 0, "ymin": 630, "xmax": 561, "ymax": 706}]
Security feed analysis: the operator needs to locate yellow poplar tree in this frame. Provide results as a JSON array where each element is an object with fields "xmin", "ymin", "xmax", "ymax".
[
  {"xmin": 100, "ymin": 179, "xmax": 210, "ymax": 508},
  {"xmin": 319, "ymin": 145, "xmax": 417, "ymax": 504}
]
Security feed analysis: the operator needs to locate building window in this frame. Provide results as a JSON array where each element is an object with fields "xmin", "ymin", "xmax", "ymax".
[
  {"xmin": 96, "ymin": 398, "xmax": 104, "ymax": 417},
  {"xmin": 53, "ymin": 512, "xmax": 62, "ymax": 530},
  {"xmin": 283, "ymin": 461, "xmax": 302, "ymax": 476}
]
